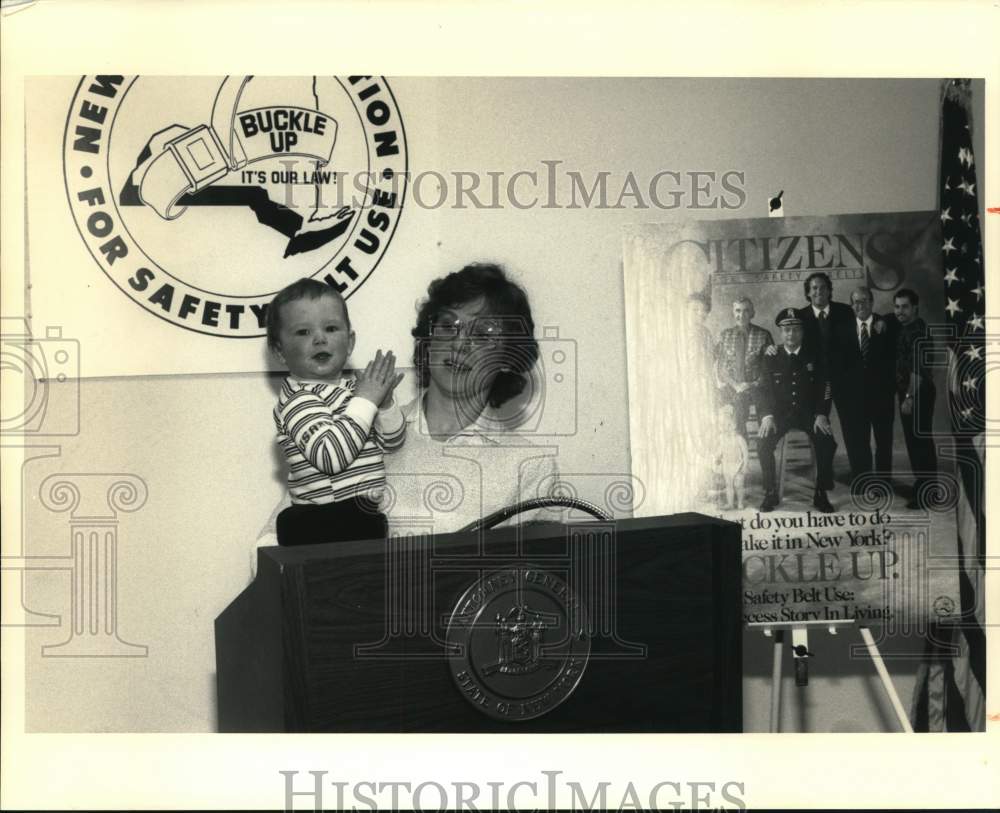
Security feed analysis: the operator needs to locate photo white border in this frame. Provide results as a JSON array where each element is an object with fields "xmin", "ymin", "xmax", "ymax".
[{"xmin": 2, "ymin": 1, "xmax": 996, "ymax": 809}]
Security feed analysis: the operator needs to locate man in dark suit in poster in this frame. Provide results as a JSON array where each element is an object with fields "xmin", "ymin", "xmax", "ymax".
[
  {"xmin": 840, "ymin": 286, "xmax": 898, "ymax": 487},
  {"xmin": 795, "ymin": 272, "xmax": 857, "ymax": 374},
  {"xmin": 894, "ymin": 288, "xmax": 938, "ymax": 509},
  {"xmin": 757, "ymin": 309, "xmax": 836, "ymax": 513},
  {"xmin": 793, "ymin": 272, "xmax": 858, "ymax": 482}
]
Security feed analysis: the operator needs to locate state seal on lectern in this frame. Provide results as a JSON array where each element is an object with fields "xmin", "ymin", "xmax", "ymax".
[{"xmin": 446, "ymin": 566, "xmax": 590, "ymax": 721}]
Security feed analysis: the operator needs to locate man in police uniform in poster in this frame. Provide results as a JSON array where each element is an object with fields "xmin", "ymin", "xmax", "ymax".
[{"xmin": 756, "ymin": 308, "xmax": 837, "ymax": 513}]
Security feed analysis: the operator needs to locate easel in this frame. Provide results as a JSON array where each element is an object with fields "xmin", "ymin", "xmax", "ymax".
[{"xmin": 753, "ymin": 619, "xmax": 913, "ymax": 733}]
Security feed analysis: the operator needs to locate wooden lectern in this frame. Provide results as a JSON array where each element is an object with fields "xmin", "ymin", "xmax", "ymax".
[{"xmin": 215, "ymin": 513, "xmax": 742, "ymax": 732}]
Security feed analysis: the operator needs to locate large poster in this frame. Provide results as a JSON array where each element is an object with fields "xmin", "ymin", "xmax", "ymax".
[{"xmin": 623, "ymin": 212, "xmax": 960, "ymax": 627}]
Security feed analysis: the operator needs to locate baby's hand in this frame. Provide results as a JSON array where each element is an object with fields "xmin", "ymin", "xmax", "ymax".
[{"xmin": 355, "ymin": 350, "xmax": 404, "ymax": 407}]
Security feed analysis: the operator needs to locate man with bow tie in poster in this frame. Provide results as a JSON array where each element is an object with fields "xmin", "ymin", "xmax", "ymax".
[{"xmin": 757, "ymin": 309, "xmax": 837, "ymax": 513}]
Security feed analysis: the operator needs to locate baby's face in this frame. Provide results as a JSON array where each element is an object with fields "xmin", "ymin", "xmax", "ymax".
[{"xmin": 276, "ymin": 295, "xmax": 355, "ymax": 381}]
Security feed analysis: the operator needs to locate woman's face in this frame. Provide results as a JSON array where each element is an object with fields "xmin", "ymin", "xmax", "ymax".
[{"xmin": 425, "ymin": 297, "xmax": 508, "ymax": 404}]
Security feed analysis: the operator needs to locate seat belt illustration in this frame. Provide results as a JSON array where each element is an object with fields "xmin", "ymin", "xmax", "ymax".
[{"xmin": 130, "ymin": 76, "xmax": 339, "ymax": 221}]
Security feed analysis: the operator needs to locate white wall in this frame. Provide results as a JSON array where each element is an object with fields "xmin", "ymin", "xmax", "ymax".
[{"xmin": 18, "ymin": 77, "xmax": 981, "ymax": 732}]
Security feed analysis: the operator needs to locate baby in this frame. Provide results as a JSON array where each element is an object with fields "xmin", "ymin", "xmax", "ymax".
[
  {"xmin": 714, "ymin": 403, "xmax": 750, "ymax": 510},
  {"xmin": 267, "ymin": 278, "xmax": 405, "ymax": 546}
]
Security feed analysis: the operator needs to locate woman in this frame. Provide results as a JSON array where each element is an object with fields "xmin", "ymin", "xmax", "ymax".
[
  {"xmin": 251, "ymin": 263, "xmax": 559, "ymax": 574},
  {"xmin": 385, "ymin": 262, "xmax": 561, "ymax": 533}
]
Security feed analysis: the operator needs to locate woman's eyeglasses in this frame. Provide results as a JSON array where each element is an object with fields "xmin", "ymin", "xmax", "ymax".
[{"xmin": 428, "ymin": 316, "xmax": 506, "ymax": 344}]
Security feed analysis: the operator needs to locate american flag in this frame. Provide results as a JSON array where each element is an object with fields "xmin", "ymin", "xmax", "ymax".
[{"xmin": 910, "ymin": 79, "xmax": 986, "ymax": 732}]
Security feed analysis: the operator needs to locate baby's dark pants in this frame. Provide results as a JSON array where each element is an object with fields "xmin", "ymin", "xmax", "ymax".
[{"xmin": 276, "ymin": 496, "xmax": 388, "ymax": 546}]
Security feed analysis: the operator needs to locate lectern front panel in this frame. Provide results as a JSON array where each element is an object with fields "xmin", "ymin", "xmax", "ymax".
[{"xmin": 215, "ymin": 513, "xmax": 742, "ymax": 732}]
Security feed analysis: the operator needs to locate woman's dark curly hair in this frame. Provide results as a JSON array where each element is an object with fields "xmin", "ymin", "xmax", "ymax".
[{"xmin": 412, "ymin": 263, "xmax": 539, "ymax": 408}]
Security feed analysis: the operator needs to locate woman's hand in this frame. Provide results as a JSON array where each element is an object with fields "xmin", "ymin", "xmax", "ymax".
[{"xmin": 355, "ymin": 350, "xmax": 404, "ymax": 407}]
